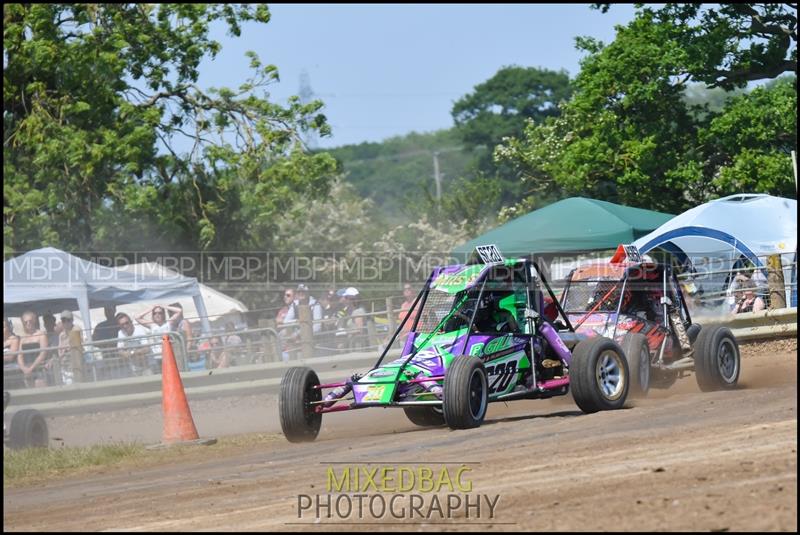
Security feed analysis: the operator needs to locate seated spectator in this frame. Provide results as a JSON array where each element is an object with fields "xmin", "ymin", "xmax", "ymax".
[
  {"xmin": 17, "ymin": 310, "xmax": 50, "ymax": 388},
  {"xmin": 733, "ymin": 279, "xmax": 765, "ymax": 314},
  {"xmin": 116, "ymin": 312, "xmax": 152, "ymax": 376}
]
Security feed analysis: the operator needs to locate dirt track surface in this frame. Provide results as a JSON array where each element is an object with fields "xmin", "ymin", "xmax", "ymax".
[{"xmin": 4, "ymin": 340, "xmax": 797, "ymax": 531}]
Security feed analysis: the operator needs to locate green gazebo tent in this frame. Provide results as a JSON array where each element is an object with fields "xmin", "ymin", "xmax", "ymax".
[{"xmin": 453, "ymin": 197, "xmax": 674, "ymax": 256}]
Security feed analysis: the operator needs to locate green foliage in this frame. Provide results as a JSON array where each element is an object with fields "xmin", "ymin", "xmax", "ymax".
[
  {"xmin": 451, "ymin": 66, "xmax": 572, "ymax": 150},
  {"xmin": 450, "ymin": 66, "xmax": 572, "ymax": 211},
  {"xmin": 700, "ymin": 77, "xmax": 796, "ymax": 195},
  {"xmin": 497, "ymin": 4, "xmax": 797, "ymax": 214},
  {"xmin": 329, "ymin": 130, "xmax": 478, "ymax": 223},
  {"xmin": 4, "ymin": 4, "xmax": 336, "ymax": 253}
]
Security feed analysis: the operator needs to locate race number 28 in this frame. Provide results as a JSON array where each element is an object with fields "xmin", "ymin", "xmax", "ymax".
[{"xmin": 485, "ymin": 361, "xmax": 517, "ymax": 394}]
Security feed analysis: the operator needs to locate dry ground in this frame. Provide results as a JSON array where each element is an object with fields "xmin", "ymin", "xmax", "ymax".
[{"xmin": 3, "ymin": 339, "xmax": 797, "ymax": 531}]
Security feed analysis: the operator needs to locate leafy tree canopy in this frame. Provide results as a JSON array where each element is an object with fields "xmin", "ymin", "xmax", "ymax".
[
  {"xmin": 4, "ymin": 3, "xmax": 337, "ymax": 253},
  {"xmin": 595, "ymin": 3, "xmax": 797, "ymax": 90},
  {"xmin": 496, "ymin": 4, "xmax": 797, "ymax": 214},
  {"xmin": 451, "ymin": 65, "xmax": 572, "ymax": 150}
]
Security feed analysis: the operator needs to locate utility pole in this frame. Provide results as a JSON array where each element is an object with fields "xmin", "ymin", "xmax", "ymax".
[
  {"xmin": 433, "ymin": 151, "xmax": 442, "ymax": 209},
  {"xmin": 792, "ymin": 150, "xmax": 797, "ymax": 192},
  {"xmin": 299, "ymin": 69, "xmax": 317, "ymax": 150}
]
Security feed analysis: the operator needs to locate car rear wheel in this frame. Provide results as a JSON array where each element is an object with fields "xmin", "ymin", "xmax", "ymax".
[
  {"xmin": 443, "ymin": 356, "xmax": 488, "ymax": 429},
  {"xmin": 570, "ymin": 336, "xmax": 629, "ymax": 413},
  {"xmin": 8, "ymin": 409, "xmax": 49, "ymax": 449},
  {"xmin": 279, "ymin": 367, "xmax": 323, "ymax": 442},
  {"xmin": 621, "ymin": 332, "xmax": 650, "ymax": 397},
  {"xmin": 694, "ymin": 325, "xmax": 740, "ymax": 391},
  {"xmin": 404, "ymin": 406, "xmax": 445, "ymax": 427}
]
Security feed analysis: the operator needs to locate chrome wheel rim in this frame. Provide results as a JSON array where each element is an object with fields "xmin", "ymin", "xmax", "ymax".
[{"xmin": 596, "ymin": 350, "xmax": 625, "ymax": 400}]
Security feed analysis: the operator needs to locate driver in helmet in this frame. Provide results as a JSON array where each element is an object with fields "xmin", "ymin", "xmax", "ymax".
[{"xmin": 473, "ymin": 293, "xmax": 519, "ymax": 333}]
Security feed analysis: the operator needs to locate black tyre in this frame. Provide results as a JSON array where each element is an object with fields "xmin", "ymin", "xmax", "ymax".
[
  {"xmin": 649, "ymin": 368, "xmax": 679, "ymax": 389},
  {"xmin": 620, "ymin": 332, "xmax": 651, "ymax": 397},
  {"xmin": 8, "ymin": 409, "xmax": 49, "ymax": 449},
  {"xmin": 279, "ymin": 367, "xmax": 323, "ymax": 442},
  {"xmin": 687, "ymin": 323, "xmax": 701, "ymax": 344},
  {"xmin": 570, "ymin": 336, "xmax": 629, "ymax": 413},
  {"xmin": 403, "ymin": 406, "xmax": 445, "ymax": 427},
  {"xmin": 443, "ymin": 356, "xmax": 488, "ymax": 430},
  {"xmin": 694, "ymin": 325, "xmax": 740, "ymax": 391}
]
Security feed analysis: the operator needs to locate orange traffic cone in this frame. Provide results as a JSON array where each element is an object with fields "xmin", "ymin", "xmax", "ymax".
[{"xmin": 160, "ymin": 334, "xmax": 205, "ymax": 445}]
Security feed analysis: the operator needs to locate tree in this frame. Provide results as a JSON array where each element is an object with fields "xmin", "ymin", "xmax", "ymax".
[
  {"xmin": 596, "ymin": 4, "xmax": 797, "ymax": 90},
  {"xmin": 450, "ymin": 66, "xmax": 572, "ymax": 209},
  {"xmin": 451, "ymin": 66, "xmax": 572, "ymax": 151},
  {"xmin": 4, "ymin": 4, "xmax": 337, "ymax": 253},
  {"xmin": 496, "ymin": 4, "xmax": 797, "ymax": 214}
]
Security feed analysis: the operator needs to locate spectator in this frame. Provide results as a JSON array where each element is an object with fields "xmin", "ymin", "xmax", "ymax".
[
  {"xmin": 92, "ymin": 305, "xmax": 119, "ymax": 343},
  {"xmin": 198, "ymin": 336, "xmax": 230, "ymax": 369},
  {"xmin": 168, "ymin": 302, "xmax": 194, "ymax": 352},
  {"xmin": 55, "ymin": 310, "xmax": 83, "ymax": 385},
  {"xmin": 223, "ymin": 322, "xmax": 243, "ymax": 366},
  {"xmin": 315, "ymin": 290, "xmax": 339, "ymax": 352},
  {"xmin": 727, "ymin": 270, "xmax": 756, "ymax": 312},
  {"xmin": 319, "ymin": 290, "xmax": 337, "ymax": 320},
  {"xmin": 285, "ymin": 284, "xmax": 324, "ymax": 333},
  {"xmin": 733, "ymin": 279, "xmax": 766, "ymax": 314},
  {"xmin": 339, "ymin": 287, "xmax": 367, "ymax": 349},
  {"xmin": 17, "ymin": 311, "xmax": 50, "ymax": 388},
  {"xmin": 136, "ymin": 304, "xmax": 181, "ymax": 374},
  {"xmin": 276, "ymin": 288, "xmax": 294, "ymax": 325},
  {"xmin": 4, "ymin": 317, "xmax": 20, "ymax": 364},
  {"xmin": 116, "ymin": 312, "xmax": 151, "ymax": 376},
  {"xmin": 42, "ymin": 312, "xmax": 60, "ymax": 349},
  {"xmin": 397, "ymin": 283, "xmax": 416, "ymax": 330}
]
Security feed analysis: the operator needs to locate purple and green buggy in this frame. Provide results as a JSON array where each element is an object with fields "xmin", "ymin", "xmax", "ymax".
[{"xmin": 279, "ymin": 253, "xmax": 631, "ymax": 442}]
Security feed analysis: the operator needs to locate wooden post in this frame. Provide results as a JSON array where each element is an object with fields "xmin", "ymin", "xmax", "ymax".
[
  {"xmin": 68, "ymin": 329, "xmax": 85, "ymax": 383},
  {"xmin": 258, "ymin": 318, "xmax": 278, "ymax": 362},
  {"xmin": 366, "ymin": 318, "xmax": 378, "ymax": 348},
  {"xmin": 298, "ymin": 304, "xmax": 314, "ymax": 360},
  {"xmin": 766, "ymin": 254, "xmax": 786, "ymax": 309},
  {"xmin": 386, "ymin": 296, "xmax": 397, "ymax": 335}
]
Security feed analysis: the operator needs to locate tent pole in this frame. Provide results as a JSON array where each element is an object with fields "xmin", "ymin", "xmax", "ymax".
[
  {"xmin": 193, "ymin": 293, "xmax": 212, "ymax": 334},
  {"xmin": 78, "ymin": 290, "xmax": 93, "ymax": 344}
]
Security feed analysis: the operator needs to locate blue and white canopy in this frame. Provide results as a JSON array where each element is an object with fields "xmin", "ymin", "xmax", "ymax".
[
  {"xmin": 633, "ymin": 194, "xmax": 797, "ymax": 305},
  {"xmin": 4, "ymin": 247, "xmax": 212, "ymax": 339}
]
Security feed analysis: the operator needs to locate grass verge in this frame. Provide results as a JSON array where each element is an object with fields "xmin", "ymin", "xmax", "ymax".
[{"xmin": 4, "ymin": 432, "xmax": 282, "ymax": 488}]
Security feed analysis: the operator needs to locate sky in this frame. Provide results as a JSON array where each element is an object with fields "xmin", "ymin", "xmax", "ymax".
[{"xmin": 195, "ymin": 4, "xmax": 640, "ymax": 149}]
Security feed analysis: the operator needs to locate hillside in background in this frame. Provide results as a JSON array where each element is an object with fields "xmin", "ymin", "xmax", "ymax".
[{"xmin": 327, "ymin": 129, "xmax": 488, "ymax": 224}]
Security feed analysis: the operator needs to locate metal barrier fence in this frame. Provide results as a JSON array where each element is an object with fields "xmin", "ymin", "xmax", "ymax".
[
  {"xmin": 3, "ymin": 331, "xmax": 186, "ymax": 390},
  {"xmin": 697, "ymin": 307, "xmax": 798, "ymax": 341},
  {"xmin": 676, "ymin": 252, "xmax": 797, "ymax": 314}
]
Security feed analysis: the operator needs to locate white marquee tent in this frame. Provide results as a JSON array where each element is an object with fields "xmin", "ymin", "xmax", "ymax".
[
  {"xmin": 3, "ymin": 248, "xmax": 212, "ymax": 339},
  {"xmin": 111, "ymin": 262, "xmax": 248, "ymax": 330},
  {"xmin": 633, "ymin": 194, "xmax": 797, "ymax": 305}
]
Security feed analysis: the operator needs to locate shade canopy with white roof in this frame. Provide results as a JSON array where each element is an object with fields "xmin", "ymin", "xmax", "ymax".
[{"xmin": 3, "ymin": 247, "xmax": 212, "ymax": 339}]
